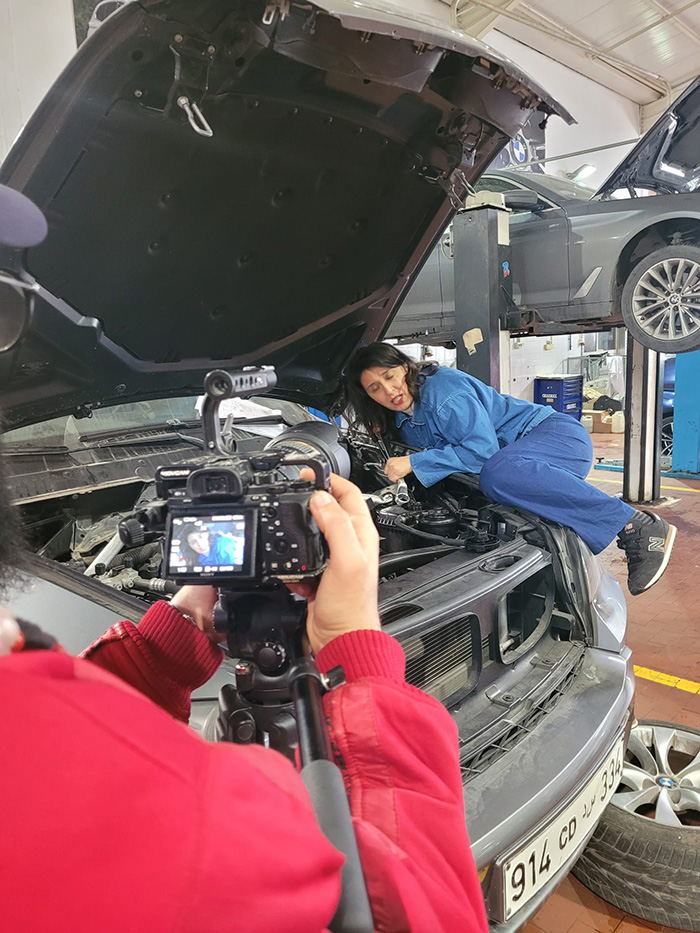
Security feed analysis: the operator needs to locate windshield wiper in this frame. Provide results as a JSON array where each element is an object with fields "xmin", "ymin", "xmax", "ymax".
[{"xmin": 5, "ymin": 432, "xmax": 205, "ymax": 456}]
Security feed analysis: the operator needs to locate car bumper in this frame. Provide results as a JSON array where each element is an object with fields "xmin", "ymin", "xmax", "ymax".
[{"xmin": 463, "ymin": 644, "xmax": 635, "ymax": 929}]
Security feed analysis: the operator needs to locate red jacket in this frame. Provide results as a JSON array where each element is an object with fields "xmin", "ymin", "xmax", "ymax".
[{"xmin": 0, "ymin": 602, "xmax": 488, "ymax": 933}]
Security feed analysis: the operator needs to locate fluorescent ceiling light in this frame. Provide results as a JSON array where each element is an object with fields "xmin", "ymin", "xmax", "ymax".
[{"xmin": 566, "ymin": 163, "xmax": 597, "ymax": 181}]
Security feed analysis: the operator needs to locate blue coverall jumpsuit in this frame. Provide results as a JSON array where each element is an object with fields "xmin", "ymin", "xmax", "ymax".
[{"xmin": 397, "ymin": 367, "xmax": 633, "ymax": 554}]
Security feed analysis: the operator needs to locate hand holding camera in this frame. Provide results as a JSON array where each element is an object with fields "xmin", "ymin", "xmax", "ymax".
[
  {"xmin": 287, "ymin": 471, "xmax": 381, "ymax": 654},
  {"xmin": 170, "ymin": 471, "xmax": 382, "ymax": 655}
]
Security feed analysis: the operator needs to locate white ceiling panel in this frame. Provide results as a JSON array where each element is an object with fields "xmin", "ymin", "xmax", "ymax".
[{"xmin": 449, "ymin": 0, "xmax": 700, "ymax": 116}]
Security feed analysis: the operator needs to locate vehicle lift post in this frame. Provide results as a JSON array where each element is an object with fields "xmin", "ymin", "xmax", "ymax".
[
  {"xmin": 623, "ymin": 334, "xmax": 663, "ymax": 503},
  {"xmin": 452, "ymin": 202, "xmax": 513, "ymax": 387}
]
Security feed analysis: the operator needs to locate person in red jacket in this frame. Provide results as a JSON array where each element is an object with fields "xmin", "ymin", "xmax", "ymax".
[{"xmin": 0, "ymin": 183, "xmax": 488, "ymax": 933}]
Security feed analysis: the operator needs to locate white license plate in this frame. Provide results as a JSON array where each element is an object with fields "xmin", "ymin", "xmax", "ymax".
[{"xmin": 502, "ymin": 734, "xmax": 625, "ymax": 920}]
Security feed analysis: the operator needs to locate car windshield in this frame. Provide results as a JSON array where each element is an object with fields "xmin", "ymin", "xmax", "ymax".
[
  {"xmin": 532, "ymin": 173, "xmax": 596, "ymax": 201},
  {"xmin": 3, "ymin": 395, "xmax": 312, "ymax": 449}
]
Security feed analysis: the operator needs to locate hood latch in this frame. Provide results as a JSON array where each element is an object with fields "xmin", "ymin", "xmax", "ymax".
[{"xmin": 167, "ymin": 33, "xmax": 216, "ymax": 137}]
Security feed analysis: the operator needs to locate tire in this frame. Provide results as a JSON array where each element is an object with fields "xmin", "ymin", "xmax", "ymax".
[
  {"xmin": 661, "ymin": 414, "xmax": 674, "ymax": 459},
  {"xmin": 573, "ymin": 720, "xmax": 700, "ymax": 930},
  {"xmin": 621, "ymin": 244, "xmax": 700, "ymax": 353}
]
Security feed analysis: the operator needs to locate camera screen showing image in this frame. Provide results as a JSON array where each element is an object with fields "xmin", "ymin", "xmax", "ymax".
[{"xmin": 167, "ymin": 512, "xmax": 255, "ymax": 581}]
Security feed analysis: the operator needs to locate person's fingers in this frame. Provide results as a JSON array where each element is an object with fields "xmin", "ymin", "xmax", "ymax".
[
  {"xmin": 309, "ymin": 491, "xmax": 363, "ymax": 561},
  {"xmin": 299, "ymin": 468, "xmax": 369, "ymax": 526},
  {"xmin": 328, "ymin": 474, "xmax": 379, "ymax": 551},
  {"xmin": 303, "ymin": 469, "xmax": 377, "ymax": 562},
  {"xmin": 286, "ymin": 581, "xmax": 316, "ymax": 600}
]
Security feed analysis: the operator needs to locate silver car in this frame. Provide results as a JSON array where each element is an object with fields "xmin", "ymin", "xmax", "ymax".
[
  {"xmin": 0, "ymin": 0, "xmax": 632, "ymax": 928},
  {"xmin": 391, "ymin": 77, "xmax": 700, "ymax": 355}
]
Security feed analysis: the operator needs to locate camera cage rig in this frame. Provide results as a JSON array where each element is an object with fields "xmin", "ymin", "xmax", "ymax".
[{"xmin": 119, "ymin": 368, "xmax": 373, "ymax": 933}]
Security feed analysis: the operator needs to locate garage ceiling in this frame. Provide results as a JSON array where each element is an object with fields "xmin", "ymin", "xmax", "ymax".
[{"xmin": 448, "ymin": 0, "xmax": 700, "ymax": 128}]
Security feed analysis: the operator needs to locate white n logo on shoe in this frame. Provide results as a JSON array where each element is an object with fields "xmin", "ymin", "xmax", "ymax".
[{"xmin": 648, "ymin": 536, "xmax": 666, "ymax": 552}]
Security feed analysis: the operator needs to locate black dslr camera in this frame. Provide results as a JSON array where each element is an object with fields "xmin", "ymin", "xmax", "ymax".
[
  {"xmin": 156, "ymin": 453, "xmax": 329, "ymax": 587},
  {"xmin": 119, "ymin": 367, "xmax": 349, "ymax": 589}
]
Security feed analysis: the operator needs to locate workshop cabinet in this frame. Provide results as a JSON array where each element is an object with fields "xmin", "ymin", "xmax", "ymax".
[{"xmin": 534, "ymin": 374, "xmax": 583, "ymax": 420}]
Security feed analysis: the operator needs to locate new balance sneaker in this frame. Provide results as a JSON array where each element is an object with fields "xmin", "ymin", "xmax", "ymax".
[{"xmin": 617, "ymin": 510, "xmax": 677, "ymax": 596}]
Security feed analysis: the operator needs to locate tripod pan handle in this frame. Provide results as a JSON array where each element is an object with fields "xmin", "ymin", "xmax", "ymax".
[{"xmin": 301, "ymin": 759, "xmax": 374, "ymax": 933}]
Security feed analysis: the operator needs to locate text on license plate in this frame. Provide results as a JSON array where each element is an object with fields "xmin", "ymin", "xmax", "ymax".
[{"xmin": 502, "ymin": 734, "xmax": 625, "ymax": 920}]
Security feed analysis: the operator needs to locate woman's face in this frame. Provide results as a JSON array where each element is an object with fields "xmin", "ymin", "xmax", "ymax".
[
  {"xmin": 187, "ymin": 530, "xmax": 210, "ymax": 555},
  {"xmin": 360, "ymin": 364, "xmax": 413, "ymax": 413}
]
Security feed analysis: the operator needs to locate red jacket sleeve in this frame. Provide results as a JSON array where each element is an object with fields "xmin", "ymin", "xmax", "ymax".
[
  {"xmin": 315, "ymin": 630, "xmax": 489, "ymax": 933},
  {"xmin": 79, "ymin": 602, "xmax": 223, "ymax": 721}
]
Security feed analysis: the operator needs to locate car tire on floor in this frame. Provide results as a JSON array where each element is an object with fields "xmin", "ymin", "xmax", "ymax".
[
  {"xmin": 621, "ymin": 244, "xmax": 700, "ymax": 354},
  {"xmin": 572, "ymin": 719, "xmax": 700, "ymax": 931}
]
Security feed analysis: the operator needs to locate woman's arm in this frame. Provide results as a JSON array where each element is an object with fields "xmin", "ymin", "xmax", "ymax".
[
  {"xmin": 316, "ymin": 630, "xmax": 490, "ymax": 933},
  {"xmin": 409, "ymin": 391, "xmax": 500, "ymax": 486},
  {"xmin": 80, "ymin": 601, "xmax": 223, "ymax": 721}
]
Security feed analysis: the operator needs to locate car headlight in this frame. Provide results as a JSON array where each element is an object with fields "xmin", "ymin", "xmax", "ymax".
[{"xmin": 577, "ymin": 540, "xmax": 627, "ymax": 652}]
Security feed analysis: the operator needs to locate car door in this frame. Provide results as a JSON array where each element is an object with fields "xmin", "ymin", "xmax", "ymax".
[{"xmin": 476, "ymin": 174, "xmax": 571, "ymax": 310}]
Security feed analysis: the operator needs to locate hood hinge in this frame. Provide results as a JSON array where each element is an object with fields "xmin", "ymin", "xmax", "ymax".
[{"xmin": 438, "ymin": 168, "xmax": 475, "ymax": 210}]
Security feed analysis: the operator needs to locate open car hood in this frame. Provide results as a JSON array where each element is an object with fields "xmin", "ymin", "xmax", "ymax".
[
  {"xmin": 596, "ymin": 75, "xmax": 700, "ymax": 198},
  {"xmin": 0, "ymin": 0, "xmax": 571, "ymax": 428}
]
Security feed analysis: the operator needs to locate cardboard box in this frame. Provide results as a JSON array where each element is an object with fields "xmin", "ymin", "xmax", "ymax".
[{"xmin": 581, "ymin": 409, "xmax": 614, "ymax": 433}]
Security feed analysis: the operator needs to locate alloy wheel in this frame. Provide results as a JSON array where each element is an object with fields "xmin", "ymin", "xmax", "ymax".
[
  {"xmin": 632, "ymin": 258, "xmax": 700, "ymax": 346},
  {"xmin": 611, "ymin": 721, "xmax": 700, "ymax": 829},
  {"xmin": 661, "ymin": 419, "xmax": 674, "ymax": 458}
]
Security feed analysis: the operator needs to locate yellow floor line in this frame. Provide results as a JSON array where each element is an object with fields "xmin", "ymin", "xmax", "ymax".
[
  {"xmin": 634, "ymin": 665, "xmax": 700, "ymax": 694},
  {"xmin": 588, "ymin": 476, "xmax": 700, "ymax": 494}
]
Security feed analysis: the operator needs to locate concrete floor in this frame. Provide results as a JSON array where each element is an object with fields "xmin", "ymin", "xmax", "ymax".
[{"xmin": 525, "ymin": 432, "xmax": 700, "ymax": 933}]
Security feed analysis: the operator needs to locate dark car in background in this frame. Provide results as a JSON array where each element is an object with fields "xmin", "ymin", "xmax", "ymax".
[
  {"xmin": 0, "ymin": 1, "xmax": 635, "ymax": 928},
  {"xmin": 390, "ymin": 77, "xmax": 700, "ymax": 355},
  {"xmin": 662, "ymin": 355, "xmax": 676, "ymax": 458}
]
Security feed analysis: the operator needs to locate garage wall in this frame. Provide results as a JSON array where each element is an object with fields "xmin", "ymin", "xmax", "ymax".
[
  {"xmin": 0, "ymin": 0, "xmax": 77, "ymax": 162},
  {"xmin": 482, "ymin": 30, "xmax": 641, "ymax": 190},
  {"xmin": 509, "ymin": 335, "xmax": 575, "ymax": 401}
]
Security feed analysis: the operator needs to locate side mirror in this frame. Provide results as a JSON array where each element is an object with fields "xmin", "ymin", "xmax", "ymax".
[{"xmin": 503, "ymin": 190, "xmax": 540, "ymax": 211}]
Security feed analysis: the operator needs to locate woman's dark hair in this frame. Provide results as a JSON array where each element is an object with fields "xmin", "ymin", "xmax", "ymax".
[
  {"xmin": 180, "ymin": 527, "xmax": 211, "ymax": 566},
  {"xmin": 344, "ymin": 343, "xmax": 437, "ymax": 440}
]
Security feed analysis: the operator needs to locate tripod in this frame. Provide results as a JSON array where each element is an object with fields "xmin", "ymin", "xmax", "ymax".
[{"xmin": 213, "ymin": 586, "xmax": 373, "ymax": 933}]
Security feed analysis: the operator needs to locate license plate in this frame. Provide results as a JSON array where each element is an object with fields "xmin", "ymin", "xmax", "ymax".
[{"xmin": 502, "ymin": 734, "xmax": 625, "ymax": 920}]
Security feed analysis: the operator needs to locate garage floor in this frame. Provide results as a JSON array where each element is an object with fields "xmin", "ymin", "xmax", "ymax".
[{"xmin": 526, "ymin": 432, "xmax": 700, "ymax": 933}]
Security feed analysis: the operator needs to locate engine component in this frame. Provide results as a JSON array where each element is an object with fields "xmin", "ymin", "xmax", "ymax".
[
  {"xmin": 418, "ymin": 508, "xmax": 458, "ymax": 538},
  {"xmin": 265, "ymin": 421, "xmax": 351, "ymax": 479}
]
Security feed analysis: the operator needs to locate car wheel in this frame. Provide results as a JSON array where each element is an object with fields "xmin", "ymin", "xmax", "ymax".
[
  {"xmin": 661, "ymin": 414, "xmax": 674, "ymax": 459},
  {"xmin": 572, "ymin": 720, "xmax": 700, "ymax": 931},
  {"xmin": 621, "ymin": 245, "xmax": 700, "ymax": 353}
]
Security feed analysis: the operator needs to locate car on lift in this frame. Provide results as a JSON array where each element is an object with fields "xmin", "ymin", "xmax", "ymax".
[
  {"xmin": 0, "ymin": 1, "xmax": 643, "ymax": 929},
  {"xmin": 389, "ymin": 76, "xmax": 700, "ymax": 356}
]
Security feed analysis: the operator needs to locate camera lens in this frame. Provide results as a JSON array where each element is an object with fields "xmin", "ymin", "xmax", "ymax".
[{"xmin": 265, "ymin": 421, "xmax": 350, "ymax": 479}]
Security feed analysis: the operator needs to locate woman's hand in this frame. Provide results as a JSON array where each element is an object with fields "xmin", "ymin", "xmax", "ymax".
[
  {"xmin": 384, "ymin": 456, "xmax": 413, "ymax": 482},
  {"xmin": 171, "ymin": 586, "xmax": 225, "ymax": 643},
  {"xmin": 287, "ymin": 472, "xmax": 381, "ymax": 654}
]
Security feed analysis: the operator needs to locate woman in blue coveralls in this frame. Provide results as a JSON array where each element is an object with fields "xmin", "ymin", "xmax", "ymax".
[
  {"xmin": 344, "ymin": 343, "xmax": 675, "ymax": 596},
  {"xmin": 182, "ymin": 526, "xmax": 243, "ymax": 568}
]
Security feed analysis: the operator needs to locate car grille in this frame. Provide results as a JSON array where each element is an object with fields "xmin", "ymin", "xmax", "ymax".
[
  {"xmin": 459, "ymin": 652, "xmax": 584, "ymax": 783},
  {"xmin": 396, "ymin": 614, "xmax": 490, "ymax": 706}
]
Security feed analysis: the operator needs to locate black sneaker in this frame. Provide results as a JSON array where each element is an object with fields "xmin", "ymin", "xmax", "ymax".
[{"xmin": 617, "ymin": 511, "xmax": 677, "ymax": 596}]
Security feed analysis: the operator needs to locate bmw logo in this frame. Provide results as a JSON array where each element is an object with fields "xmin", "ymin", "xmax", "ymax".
[
  {"xmin": 511, "ymin": 138, "xmax": 527, "ymax": 163},
  {"xmin": 657, "ymin": 777, "xmax": 675, "ymax": 788}
]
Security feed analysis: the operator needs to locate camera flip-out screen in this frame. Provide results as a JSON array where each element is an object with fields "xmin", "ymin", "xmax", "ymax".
[{"xmin": 166, "ymin": 510, "xmax": 257, "ymax": 582}]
